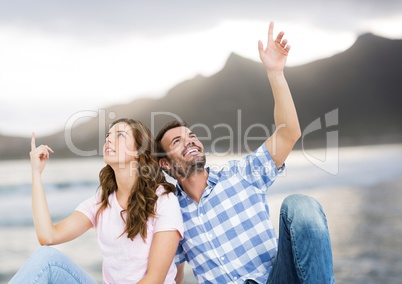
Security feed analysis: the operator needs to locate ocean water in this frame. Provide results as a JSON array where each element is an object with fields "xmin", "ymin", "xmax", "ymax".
[
  {"xmin": 0, "ymin": 143, "xmax": 401, "ymax": 227},
  {"xmin": 0, "ymin": 158, "xmax": 103, "ymax": 227}
]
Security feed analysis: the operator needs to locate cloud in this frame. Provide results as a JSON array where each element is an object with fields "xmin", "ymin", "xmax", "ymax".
[
  {"xmin": 1, "ymin": 1, "xmax": 401, "ymax": 39},
  {"xmin": 1, "ymin": 0, "xmax": 401, "ymax": 137}
]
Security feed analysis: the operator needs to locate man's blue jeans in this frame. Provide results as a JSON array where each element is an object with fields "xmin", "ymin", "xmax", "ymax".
[
  {"xmin": 248, "ymin": 194, "xmax": 335, "ymax": 284},
  {"xmin": 9, "ymin": 246, "xmax": 97, "ymax": 284}
]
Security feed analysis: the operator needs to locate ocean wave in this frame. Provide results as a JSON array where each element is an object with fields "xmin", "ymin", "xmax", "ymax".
[
  {"xmin": 0, "ymin": 181, "xmax": 98, "ymax": 227},
  {"xmin": 0, "ymin": 180, "xmax": 99, "ymax": 196}
]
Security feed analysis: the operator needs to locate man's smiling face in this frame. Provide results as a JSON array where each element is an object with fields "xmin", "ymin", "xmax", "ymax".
[{"xmin": 160, "ymin": 126, "xmax": 206, "ymax": 178}]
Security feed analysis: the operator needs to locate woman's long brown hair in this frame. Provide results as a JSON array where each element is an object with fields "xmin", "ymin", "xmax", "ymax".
[{"xmin": 95, "ymin": 118, "xmax": 175, "ymax": 241}]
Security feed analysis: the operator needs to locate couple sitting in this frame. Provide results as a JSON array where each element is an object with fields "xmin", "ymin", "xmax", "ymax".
[{"xmin": 10, "ymin": 22, "xmax": 334, "ymax": 284}]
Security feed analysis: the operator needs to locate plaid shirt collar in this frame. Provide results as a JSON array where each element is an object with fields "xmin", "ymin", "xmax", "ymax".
[{"xmin": 175, "ymin": 167, "xmax": 218, "ymax": 199}]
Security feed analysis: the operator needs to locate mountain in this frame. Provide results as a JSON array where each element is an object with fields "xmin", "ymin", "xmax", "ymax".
[{"xmin": 1, "ymin": 33, "xmax": 402, "ymax": 160}]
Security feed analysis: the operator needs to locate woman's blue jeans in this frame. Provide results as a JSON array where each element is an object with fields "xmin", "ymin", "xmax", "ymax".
[
  {"xmin": 9, "ymin": 246, "xmax": 97, "ymax": 284},
  {"xmin": 249, "ymin": 194, "xmax": 335, "ymax": 284}
]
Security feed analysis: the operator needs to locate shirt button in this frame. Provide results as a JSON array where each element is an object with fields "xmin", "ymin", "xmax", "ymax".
[
  {"xmin": 200, "ymin": 213, "xmax": 204, "ymax": 217},
  {"xmin": 234, "ymin": 276, "xmax": 238, "ymax": 280},
  {"xmin": 221, "ymin": 256, "xmax": 225, "ymax": 261},
  {"xmin": 209, "ymin": 234, "xmax": 213, "ymax": 238}
]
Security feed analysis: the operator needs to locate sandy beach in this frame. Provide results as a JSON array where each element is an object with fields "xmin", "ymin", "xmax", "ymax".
[{"xmin": 1, "ymin": 176, "xmax": 401, "ymax": 284}]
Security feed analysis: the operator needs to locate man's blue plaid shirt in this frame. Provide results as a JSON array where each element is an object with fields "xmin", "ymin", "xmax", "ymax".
[{"xmin": 175, "ymin": 143, "xmax": 283, "ymax": 284}]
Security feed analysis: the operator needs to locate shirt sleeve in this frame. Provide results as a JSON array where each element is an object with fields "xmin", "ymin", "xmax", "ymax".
[
  {"xmin": 75, "ymin": 194, "xmax": 99, "ymax": 226},
  {"xmin": 175, "ymin": 242, "xmax": 186, "ymax": 265},
  {"xmin": 227, "ymin": 143, "xmax": 284, "ymax": 192},
  {"xmin": 154, "ymin": 189, "xmax": 184, "ymax": 238}
]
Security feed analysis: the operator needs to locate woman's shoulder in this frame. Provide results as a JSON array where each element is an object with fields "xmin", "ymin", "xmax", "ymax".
[
  {"xmin": 155, "ymin": 184, "xmax": 176, "ymax": 200},
  {"xmin": 155, "ymin": 184, "xmax": 170, "ymax": 195},
  {"xmin": 82, "ymin": 190, "xmax": 114, "ymax": 206}
]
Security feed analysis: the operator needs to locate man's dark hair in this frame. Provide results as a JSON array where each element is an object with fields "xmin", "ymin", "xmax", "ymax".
[{"xmin": 155, "ymin": 120, "xmax": 188, "ymax": 160}]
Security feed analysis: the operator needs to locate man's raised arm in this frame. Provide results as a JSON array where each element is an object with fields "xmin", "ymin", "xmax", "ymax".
[{"xmin": 258, "ymin": 21, "xmax": 301, "ymax": 169}]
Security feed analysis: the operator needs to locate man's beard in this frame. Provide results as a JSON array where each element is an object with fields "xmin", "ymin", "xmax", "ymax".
[{"xmin": 170, "ymin": 154, "xmax": 206, "ymax": 179}]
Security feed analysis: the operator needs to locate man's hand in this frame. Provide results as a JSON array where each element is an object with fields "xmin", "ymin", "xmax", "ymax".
[{"xmin": 258, "ymin": 21, "xmax": 290, "ymax": 72}]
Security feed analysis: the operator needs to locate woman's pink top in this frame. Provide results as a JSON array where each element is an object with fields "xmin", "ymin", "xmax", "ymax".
[{"xmin": 76, "ymin": 185, "xmax": 183, "ymax": 284}]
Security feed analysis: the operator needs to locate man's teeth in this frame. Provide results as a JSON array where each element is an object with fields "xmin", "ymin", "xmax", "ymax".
[{"xmin": 186, "ymin": 149, "xmax": 197, "ymax": 155}]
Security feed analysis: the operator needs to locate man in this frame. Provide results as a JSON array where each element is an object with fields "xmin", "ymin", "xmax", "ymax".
[{"xmin": 155, "ymin": 21, "xmax": 334, "ymax": 284}]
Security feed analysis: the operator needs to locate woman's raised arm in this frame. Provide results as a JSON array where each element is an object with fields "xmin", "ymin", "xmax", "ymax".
[{"xmin": 30, "ymin": 133, "xmax": 92, "ymax": 245}]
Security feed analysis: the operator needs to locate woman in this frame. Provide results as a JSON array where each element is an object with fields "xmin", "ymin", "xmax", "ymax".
[{"xmin": 10, "ymin": 118, "xmax": 183, "ymax": 284}]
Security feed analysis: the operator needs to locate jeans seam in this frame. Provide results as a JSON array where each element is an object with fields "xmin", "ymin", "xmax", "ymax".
[
  {"xmin": 288, "ymin": 216, "xmax": 306, "ymax": 283},
  {"xmin": 33, "ymin": 261, "xmax": 83, "ymax": 284}
]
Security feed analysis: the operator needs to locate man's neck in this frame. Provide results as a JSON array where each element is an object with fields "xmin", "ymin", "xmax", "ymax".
[{"xmin": 177, "ymin": 169, "xmax": 208, "ymax": 204}]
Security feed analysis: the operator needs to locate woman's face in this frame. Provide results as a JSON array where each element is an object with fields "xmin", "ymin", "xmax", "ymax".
[{"xmin": 103, "ymin": 122, "xmax": 138, "ymax": 166}]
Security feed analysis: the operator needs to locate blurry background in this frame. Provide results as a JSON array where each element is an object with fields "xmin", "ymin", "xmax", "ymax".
[
  {"xmin": 0, "ymin": 1, "xmax": 401, "ymax": 283},
  {"xmin": 0, "ymin": 0, "xmax": 401, "ymax": 142}
]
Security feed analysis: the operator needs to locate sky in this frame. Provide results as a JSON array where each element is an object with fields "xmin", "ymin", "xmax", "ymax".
[{"xmin": 1, "ymin": 1, "xmax": 401, "ymax": 138}]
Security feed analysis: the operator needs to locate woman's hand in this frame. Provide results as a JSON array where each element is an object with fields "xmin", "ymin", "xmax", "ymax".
[{"xmin": 30, "ymin": 133, "xmax": 53, "ymax": 175}]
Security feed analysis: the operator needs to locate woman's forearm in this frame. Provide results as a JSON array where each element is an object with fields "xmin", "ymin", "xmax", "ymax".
[{"xmin": 31, "ymin": 173, "xmax": 55, "ymax": 245}]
